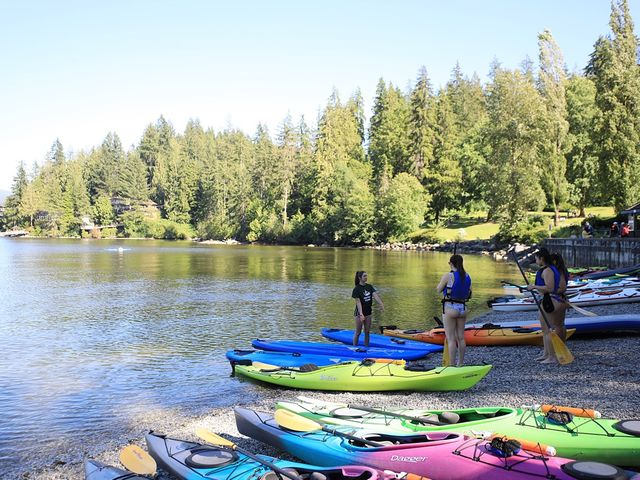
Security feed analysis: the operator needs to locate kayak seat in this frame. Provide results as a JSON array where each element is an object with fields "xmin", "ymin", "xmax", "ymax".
[
  {"xmin": 261, "ymin": 470, "xmax": 300, "ymax": 480},
  {"xmin": 299, "ymin": 363, "xmax": 319, "ymax": 372},
  {"xmin": 612, "ymin": 419, "xmax": 640, "ymax": 436},
  {"xmin": 308, "ymin": 472, "xmax": 328, "ymax": 480},
  {"xmin": 185, "ymin": 448, "xmax": 237, "ymax": 468},
  {"xmin": 439, "ymin": 411, "xmax": 461, "ymax": 424}
]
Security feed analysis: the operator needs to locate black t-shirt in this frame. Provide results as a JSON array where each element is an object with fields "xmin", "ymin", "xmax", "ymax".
[{"xmin": 352, "ymin": 283, "xmax": 376, "ymax": 316}]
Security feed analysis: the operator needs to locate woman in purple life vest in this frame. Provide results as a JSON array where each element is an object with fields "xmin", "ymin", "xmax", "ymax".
[{"xmin": 436, "ymin": 254, "xmax": 472, "ymax": 367}]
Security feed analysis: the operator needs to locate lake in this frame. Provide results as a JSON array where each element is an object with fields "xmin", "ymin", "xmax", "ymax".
[{"xmin": 0, "ymin": 238, "xmax": 521, "ymax": 477}]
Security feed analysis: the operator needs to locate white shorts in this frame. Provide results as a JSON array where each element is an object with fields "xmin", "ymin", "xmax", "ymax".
[{"xmin": 444, "ymin": 302, "xmax": 466, "ymax": 314}]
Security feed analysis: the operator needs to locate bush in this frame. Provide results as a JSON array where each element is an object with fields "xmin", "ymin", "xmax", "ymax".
[{"xmin": 407, "ymin": 229, "xmax": 441, "ymax": 244}]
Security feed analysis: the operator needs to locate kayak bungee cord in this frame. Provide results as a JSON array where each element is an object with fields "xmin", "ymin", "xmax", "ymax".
[{"xmin": 454, "ymin": 437, "xmax": 556, "ymax": 478}]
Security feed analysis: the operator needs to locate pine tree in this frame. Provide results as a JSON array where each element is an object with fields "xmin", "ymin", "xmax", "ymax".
[
  {"xmin": 408, "ymin": 67, "xmax": 437, "ymax": 181},
  {"xmin": 425, "ymin": 91, "xmax": 462, "ymax": 220},
  {"xmin": 368, "ymin": 79, "xmax": 411, "ymax": 192},
  {"xmin": 587, "ymin": 0, "xmax": 640, "ymax": 212},
  {"xmin": 537, "ymin": 29, "xmax": 570, "ymax": 225}
]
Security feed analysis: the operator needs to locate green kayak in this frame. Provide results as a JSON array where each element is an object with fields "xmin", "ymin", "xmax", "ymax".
[
  {"xmin": 234, "ymin": 359, "xmax": 491, "ymax": 392},
  {"xmin": 276, "ymin": 397, "xmax": 640, "ymax": 467}
]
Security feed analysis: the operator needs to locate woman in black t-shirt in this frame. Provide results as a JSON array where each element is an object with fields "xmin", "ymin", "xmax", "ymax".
[{"xmin": 352, "ymin": 271, "xmax": 384, "ymax": 346}]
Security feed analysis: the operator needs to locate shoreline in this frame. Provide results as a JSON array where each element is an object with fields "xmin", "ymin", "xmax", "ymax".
[{"xmin": 27, "ymin": 302, "xmax": 640, "ymax": 480}]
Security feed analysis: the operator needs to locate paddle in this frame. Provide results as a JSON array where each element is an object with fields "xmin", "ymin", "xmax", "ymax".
[
  {"xmin": 119, "ymin": 444, "xmax": 157, "ymax": 475},
  {"xmin": 250, "ymin": 361, "xmax": 320, "ymax": 372},
  {"xmin": 274, "ymin": 410, "xmax": 385, "ymax": 446},
  {"xmin": 196, "ymin": 428, "xmax": 301, "ymax": 480},
  {"xmin": 501, "ymin": 281, "xmax": 597, "ymax": 317},
  {"xmin": 293, "ymin": 397, "xmax": 445, "ymax": 426},
  {"xmin": 510, "ymin": 250, "xmax": 574, "ymax": 365}
]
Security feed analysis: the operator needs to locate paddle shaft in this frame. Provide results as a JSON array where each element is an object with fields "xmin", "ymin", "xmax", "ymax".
[
  {"xmin": 227, "ymin": 444, "xmax": 301, "ymax": 480},
  {"xmin": 320, "ymin": 426, "xmax": 385, "ymax": 447},
  {"xmin": 347, "ymin": 404, "xmax": 444, "ymax": 426},
  {"xmin": 502, "ymin": 281, "xmax": 597, "ymax": 317},
  {"xmin": 510, "ymin": 251, "xmax": 554, "ymax": 330}
]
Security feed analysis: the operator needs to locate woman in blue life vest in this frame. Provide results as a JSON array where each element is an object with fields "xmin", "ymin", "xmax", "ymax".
[
  {"xmin": 352, "ymin": 271, "xmax": 384, "ymax": 347},
  {"xmin": 436, "ymin": 254, "xmax": 471, "ymax": 367},
  {"xmin": 526, "ymin": 248, "xmax": 568, "ymax": 364}
]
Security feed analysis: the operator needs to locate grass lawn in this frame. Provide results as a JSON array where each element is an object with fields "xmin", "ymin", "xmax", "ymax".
[{"xmin": 410, "ymin": 207, "xmax": 616, "ymax": 243}]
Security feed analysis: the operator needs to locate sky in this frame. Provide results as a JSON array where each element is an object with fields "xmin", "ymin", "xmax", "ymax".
[{"xmin": 0, "ymin": 0, "xmax": 638, "ymax": 191}]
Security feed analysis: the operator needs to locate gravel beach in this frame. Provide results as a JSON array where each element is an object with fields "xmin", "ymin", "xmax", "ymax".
[{"xmin": 24, "ymin": 302, "xmax": 640, "ymax": 479}]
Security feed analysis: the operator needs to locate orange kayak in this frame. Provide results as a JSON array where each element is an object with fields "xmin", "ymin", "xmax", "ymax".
[{"xmin": 381, "ymin": 326, "xmax": 576, "ymax": 346}]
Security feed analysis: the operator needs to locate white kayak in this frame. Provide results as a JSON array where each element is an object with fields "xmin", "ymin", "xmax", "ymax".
[{"xmin": 491, "ymin": 287, "xmax": 640, "ymax": 312}]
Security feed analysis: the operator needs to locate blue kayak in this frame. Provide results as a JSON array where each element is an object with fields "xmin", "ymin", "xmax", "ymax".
[
  {"xmin": 321, "ymin": 327, "xmax": 444, "ymax": 353},
  {"xmin": 226, "ymin": 349, "xmax": 353, "ymax": 367},
  {"xmin": 466, "ymin": 314, "xmax": 640, "ymax": 335},
  {"xmin": 251, "ymin": 339, "xmax": 433, "ymax": 360}
]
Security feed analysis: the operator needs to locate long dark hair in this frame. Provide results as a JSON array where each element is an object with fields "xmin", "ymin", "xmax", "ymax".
[
  {"xmin": 449, "ymin": 254, "xmax": 466, "ymax": 280},
  {"xmin": 550, "ymin": 253, "xmax": 569, "ymax": 281},
  {"xmin": 535, "ymin": 247, "xmax": 553, "ymax": 266},
  {"xmin": 354, "ymin": 271, "xmax": 366, "ymax": 286}
]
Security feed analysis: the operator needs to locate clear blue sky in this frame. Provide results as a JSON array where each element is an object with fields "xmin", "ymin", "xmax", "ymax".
[{"xmin": 0, "ymin": 0, "xmax": 637, "ymax": 191}]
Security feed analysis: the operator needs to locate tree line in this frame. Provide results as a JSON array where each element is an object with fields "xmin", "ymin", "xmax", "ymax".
[{"xmin": 3, "ymin": 0, "xmax": 639, "ymax": 244}]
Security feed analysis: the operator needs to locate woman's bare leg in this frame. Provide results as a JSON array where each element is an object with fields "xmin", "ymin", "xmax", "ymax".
[
  {"xmin": 455, "ymin": 314, "xmax": 467, "ymax": 367},
  {"xmin": 363, "ymin": 315, "xmax": 372, "ymax": 347},
  {"xmin": 443, "ymin": 309, "xmax": 459, "ymax": 366},
  {"xmin": 353, "ymin": 316, "xmax": 363, "ymax": 346}
]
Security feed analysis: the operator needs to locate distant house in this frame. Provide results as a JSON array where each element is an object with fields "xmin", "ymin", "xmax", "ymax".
[
  {"xmin": 620, "ymin": 202, "xmax": 640, "ymax": 237},
  {"xmin": 110, "ymin": 197, "xmax": 160, "ymax": 219}
]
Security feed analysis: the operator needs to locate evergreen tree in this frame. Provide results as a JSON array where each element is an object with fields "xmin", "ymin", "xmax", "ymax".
[
  {"xmin": 368, "ymin": 79, "xmax": 411, "ymax": 191},
  {"xmin": 3, "ymin": 162, "xmax": 28, "ymax": 227},
  {"xmin": 408, "ymin": 67, "xmax": 437, "ymax": 181},
  {"xmin": 446, "ymin": 66, "xmax": 488, "ymax": 209},
  {"xmin": 425, "ymin": 91, "xmax": 463, "ymax": 220},
  {"xmin": 537, "ymin": 29, "xmax": 570, "ymax": 225},
  {"xmin": 138, "ymin": 116, "xmax": 175, "ymax": 205},
  {"xmin": 313, "ymin": 91, "xmax": 373, "ymax": 244},
  {"xmin": 587, "ymin": 0, "xmax": 640, "ymax": 212},
  {"xmin": 565, "ymin": 75, "xmax": 599, "ymax": 216}
]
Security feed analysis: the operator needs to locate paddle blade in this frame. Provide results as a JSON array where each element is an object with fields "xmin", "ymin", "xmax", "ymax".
[
  {"xmin": 567, "ymin": 301, "xmax": 598, "ymax": 317},
  {"xmin": 551, "ymin": 332, "xmax": 574, "ymax": 365},
  {"xmin": 442, "ymin": 339, "xmax": 450, "ymax": 367},
  {"xmin": 274, "ymin": 409, "xmax": 321, "ymax": 432},
  {"xmin": 119, "ymin": 445, "xmax": 156, "ymax": 475},
  {"xmin": 250, "ymin": 361, "xmax": 281, "ymax": 370},
  {"xmin": 196, "ymin": 427, "xmax": 235, "ymax": 448}
]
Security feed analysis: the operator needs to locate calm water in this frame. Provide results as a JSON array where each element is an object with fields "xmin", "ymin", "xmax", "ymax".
[{"xmin": 0, "ymin": 239, "xmax": 521, "ymax": 477}]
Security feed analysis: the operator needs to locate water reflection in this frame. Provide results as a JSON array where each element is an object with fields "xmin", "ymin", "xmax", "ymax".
[{"xmin": 0, "ymin": 238, "xmax": 522, "ymax": 477}]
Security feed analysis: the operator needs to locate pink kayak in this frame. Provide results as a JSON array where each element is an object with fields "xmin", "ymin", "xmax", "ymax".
[{"xmin": 235, "ymin": 407, "xmax": 630, "ymax": 480}]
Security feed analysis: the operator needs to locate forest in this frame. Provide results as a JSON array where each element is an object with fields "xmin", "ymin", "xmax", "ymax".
[{"xmin": 2, "ymin": 1, "xmax": 639, "ymax": 245}]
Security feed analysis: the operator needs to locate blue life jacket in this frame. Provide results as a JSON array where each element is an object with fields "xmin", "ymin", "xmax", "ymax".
[
  {"xmin": 444, "ymin": 271, "xmax": 472, "ymax": 302},
  {"xmin": 535, "ymin": 265, "xmax": 560, "ymax": 294}
]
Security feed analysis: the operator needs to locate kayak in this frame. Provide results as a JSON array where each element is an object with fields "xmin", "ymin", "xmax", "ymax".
[
  {"xmin": 252, "ymin": 339, "xmax": 436, "ymax": 360},
  {"xmin": 380, "ymin": 325, "xmax": 576, "ymax": 346},
  {"xmin": 145, "ymin": 431, "xmax": 409, "ymax": 480},
  {"xmin": 84, "ymin": 459, "xmax": 147, "ymax": 480},
  {"xmin": 503, "ymin": 276, "xmax": 640, "ymax": 293},
  {"xmin": 491, "ymin": 287, "xmax": 640, "ymax": 312},
  {"xmin": 234, "ymin": 407, "xmax": 628, "ymax": 480},
  {"xmin": 226, "ymin": 349, "xmax": 352, "ymax": 368},
  {"xmin": 233, "ymin": 359, "xmax": 491, "ymax": 391},
  {"xmin": 465, "ymin": 314, "xmax": 640, "ymax": 335},
  {"xmin": 320, "ymin": 328, "xmax": 443, "ymax": 353},
  {"xmin": 276, "ymin": 397, "xmax": 640, "ymax": 466},
  {"xmin": 579, "ymin": 264, "xmax": 640, "ymax": 280}
]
